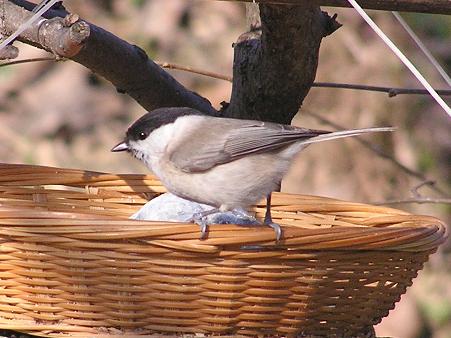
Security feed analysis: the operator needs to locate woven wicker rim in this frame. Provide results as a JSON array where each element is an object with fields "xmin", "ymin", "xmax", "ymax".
[{"xmin": 0, "ymin": 163, "xmax": 446, "ymax": 253}]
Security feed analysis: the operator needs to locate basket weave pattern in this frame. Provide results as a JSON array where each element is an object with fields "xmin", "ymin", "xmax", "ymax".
[{"xmin": 0, "ymin": 164, "xmax": 446, "ymax": 337}]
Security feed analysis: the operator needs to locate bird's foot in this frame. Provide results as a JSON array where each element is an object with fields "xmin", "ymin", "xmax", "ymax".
[
  {"xmin": 186, "ymin": 208, "xmax": 219, "ymax": 240},
  {"xmin": 209, "ymin": 208, "xmax": 259, "ymax": 226},
  {"xmin": 238, "ymin": 221, "xmax": 282, "ymax": 251},
  {"xmin": 263, "ymin": 220, "xmax": 282, "ymax": 242},
  {"xmin": 187, "ymin": 208, "xmax": 282, "ymax": 242},
  {"xmin": 197, "ymin": 219, "xmax": 209, "ymax": 240},
  {"xmin": 262, "ymin": 193, "xmax": 282, "ymax": 242}
]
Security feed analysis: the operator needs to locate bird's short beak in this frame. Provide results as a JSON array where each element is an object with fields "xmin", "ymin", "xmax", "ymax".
[{"xmin": 111, "ymin": 141, "xmax": 129, "ymax": 152}]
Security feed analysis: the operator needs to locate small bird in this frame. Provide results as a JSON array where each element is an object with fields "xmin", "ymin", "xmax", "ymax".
[{"xmin": 112, "ymin": 107, "xmax": 394, "ymax": 240}]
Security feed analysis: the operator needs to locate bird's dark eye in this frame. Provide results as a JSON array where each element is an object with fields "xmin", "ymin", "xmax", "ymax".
[{"xmin": 138, "ymin": 131, "xmax": 147, "ymax": 140}]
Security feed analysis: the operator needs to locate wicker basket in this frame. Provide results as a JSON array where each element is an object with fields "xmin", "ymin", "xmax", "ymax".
[{"xmin": 0, "ymin": 163, "xmax": 446, "ymax": 337}]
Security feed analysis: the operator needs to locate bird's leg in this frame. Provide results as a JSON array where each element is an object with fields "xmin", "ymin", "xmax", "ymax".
[
  {"xmin": 264, "ymin": 193, "xmax": 273, "ymax": 224},
  {"xmin": 263, "ymin": 193, "xmax": 282, "ymax": 241},
  {"xmin": 186, "ymin": 208, "xmax": 220, "ymax": 239}
]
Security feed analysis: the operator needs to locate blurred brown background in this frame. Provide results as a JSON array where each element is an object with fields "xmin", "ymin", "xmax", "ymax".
[{"xmin": 0, "ymin": 1, "xmax": 450, "ymax": 337}]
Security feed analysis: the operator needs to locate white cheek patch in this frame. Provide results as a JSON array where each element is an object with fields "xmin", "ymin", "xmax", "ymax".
[{"xmin": 128, "ymin": 123, "xmax": 176, "ymax": 164}]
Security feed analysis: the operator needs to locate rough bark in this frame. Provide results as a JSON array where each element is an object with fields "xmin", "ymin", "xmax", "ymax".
[
  {"xmin": 223, "ymin": 4, "xmax": 339, "ymax": 124},
  {"xmin": 1, "ymin": 0, "xmax": 217, "ymax": 115}
]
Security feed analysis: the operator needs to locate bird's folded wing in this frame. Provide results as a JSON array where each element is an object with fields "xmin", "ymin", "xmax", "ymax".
[{"xmin": 169, "ymin": 117, "xmax": 328, "ymax": 172}]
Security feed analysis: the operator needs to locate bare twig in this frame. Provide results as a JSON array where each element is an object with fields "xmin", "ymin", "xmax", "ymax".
[
  {"xmin": 305, "ymin": 111, "xmax": 449, "ymax": 197},
  {"xmin": 110, "ymin": 62, "xmax": 451, "ymax": 97},
  {"xmin": 410, "ymin": 180, "xmax": 436, "ymax": 198},
  {"xmin": 153, "ymin": 63, "xmax": 451, "ymax": 97},
  {"xmin": 373, "ymin": 197, "xmax": 451, "ymax": 205},
  {"xmin": 0, "ymin": 57, "xmax": 233, "ymax": 80},
  {"xmin": 222, "ymin": 0, "xmax": 451, "ymax": 15},
  {"xmin": 0, "ymin": 56, "xmax": 57, "ymax": 67},
  {"xmin": 155, "ymin": 61, "xmax": 233, "ymax": 82},
  {"xmin": 373, "ymin": 180, "xmax": 451, "ymax": 205},
  {"xmin": 311, "ymin": 82, "xmax": 451, "ymax": 97}
]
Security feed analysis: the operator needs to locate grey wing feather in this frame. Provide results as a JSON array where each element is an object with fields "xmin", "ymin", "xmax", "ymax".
[
  {"xmin": 169, "ymin": 117, "xmax": 327, "ymax": 173},
  {"xmin": 223, "ymin": 123, "xmax": 324, "ymax": 156}
]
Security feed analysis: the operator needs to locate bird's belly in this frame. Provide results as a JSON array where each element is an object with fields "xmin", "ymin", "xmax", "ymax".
[{"xmin": 154, "ymin": 154, "xmax": 287, "ymax": 210}]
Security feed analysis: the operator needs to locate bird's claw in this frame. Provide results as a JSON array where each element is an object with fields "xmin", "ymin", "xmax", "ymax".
[
  {"xmin": 188, "ymin": 211, "xmax": 212, "ymax": 240},
  {"xmin": 198, "ymin": 220, "xmax": 209, "ymax": 240},
  {"xmin": 264, "ymin": 221, "xmax": 282, "ymax": 242}
]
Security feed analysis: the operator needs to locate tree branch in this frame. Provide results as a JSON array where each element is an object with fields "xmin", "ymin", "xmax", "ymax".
[
  {"xmin": 312, "ymin": 82, "xmax": 451, "ymax": 97},
  {"xmin": 155, "ymin": 61, "xmax": 233, "ymax": 82},
  {"xmin": 222, "ymin": 0, "xmax": 451, "ymax": 15},
  {"xmin": 373, "ymin": 180, "xmax": 450, "ymax": 205},
  {"xmin": 223, "ymin": 4, "xmax": 340, "ymax": 123},
  {"xmin": 1, "ymin": 0, "xmax": 217, "ymax": 115},
  {"xmin": 410, "ymin": 180, "xmax": 436, "ymax": 197},
  {"xmin": 373, "ymin": 197, "xmax": 451, "ymax": 205},
  {"xmin": 0, "ymin": 56, "xmax": 57, "ymax": 66}
]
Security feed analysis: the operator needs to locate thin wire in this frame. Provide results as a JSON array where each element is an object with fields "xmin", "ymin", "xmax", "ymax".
[
  {"xmin": 392, "ymin": 11, "xmax": 451, "ymax": 87},
  {"xmin": 346, "ymin": 0, "xmax": 451, "ymax": 117},
  {"xmin": 32, "ymin": 0, "xmax": 57, "ymax": 14},
  {"xmin": 0, "ymin": 0, "xmax": 60, "ymax": 52}
]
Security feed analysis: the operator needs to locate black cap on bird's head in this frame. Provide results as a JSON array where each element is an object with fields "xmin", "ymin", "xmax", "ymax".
[{"xmin": 111, "ymin": 107, "xmax": 204, "ymax": 152}]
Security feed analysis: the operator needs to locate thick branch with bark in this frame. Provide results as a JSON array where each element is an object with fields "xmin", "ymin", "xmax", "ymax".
[
  {"xmin": 2, "ymin": 0, "xmax": 339, "ymax": 125},
  {"xmin": 1, "ymin": 0, "xmax": 217, "ymax": 115},
  {"xmin": 224, "ymin": 4, "xmax": 339, "ymax": 123},
  {"xmin": 223, "ymin": 0, "xmax": 451, "ymax": 15}
]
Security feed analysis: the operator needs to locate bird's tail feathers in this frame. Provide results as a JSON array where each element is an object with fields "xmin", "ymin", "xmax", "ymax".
[{"xmin": 301, "ymin": 127, "xmax": 396, "ymax": 145}]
